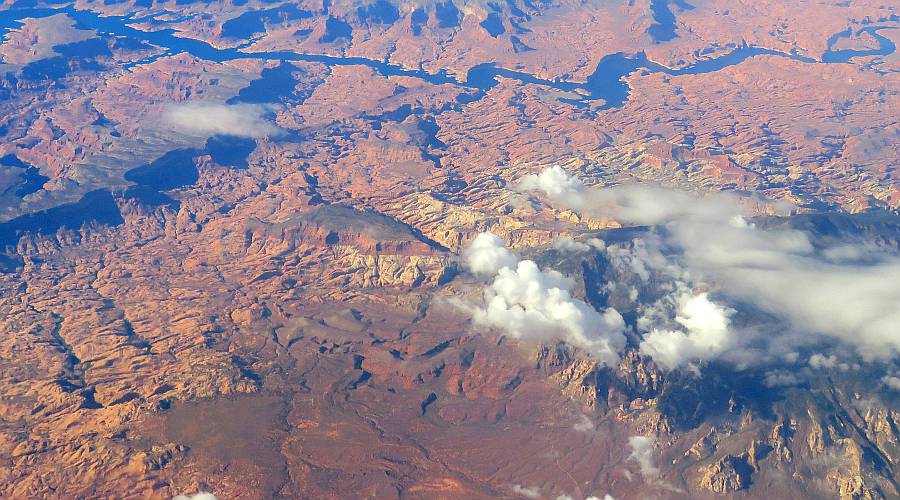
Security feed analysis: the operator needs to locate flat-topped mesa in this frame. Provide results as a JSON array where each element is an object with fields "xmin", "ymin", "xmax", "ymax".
[
  {"xmin": 302, "ymin": 226, "xmax": 436, "ymax": 255},
  {"xmin": 641, "ymin": 140, "xmax": 760, "ymax": 186},
  {"xmin": 294, "ymin": 204, "xmax": 445, "ymax": 256}
]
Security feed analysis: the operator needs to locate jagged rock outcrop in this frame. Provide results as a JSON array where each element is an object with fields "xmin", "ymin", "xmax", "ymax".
[{"xmin": 699, "ymin": 454, "xmax": 753, "ymax": 493}]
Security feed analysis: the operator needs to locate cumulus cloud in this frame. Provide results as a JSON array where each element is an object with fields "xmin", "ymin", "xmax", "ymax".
[
  {"xmin": 475, "ymin": 260, "xmax": 627, "ymax": 365},
  {"xmin": 520, "ymin": 165, "xmax": 735, "ymax": 226},
  {"xmin": 764, "ymin": 369, "xmax": 801, "ymax": 387},
  {"xmin": 463, "ymin": 232, "xmax": 519, "ymax": 277},
  {"xmin": 628, "ymin": 436, "xmax": 660, "ymax": 481},
  {"xmin": 626, "ymin": 436, "xmax": 682, "ymax": 493},
  {"xmin": 573, "ymin": 414, "xmax": 595, "ymax": 432},
  {"xmin": 553, "ymin": 236, "xmax": 605, "ymax": 253},
  {"xmin": 882, "ymin": 376, "xmax": 900, "ymax": 390},
  {"xmin": 511, "ymin": 484, "xmax": 542, "ymax": 498},
  {"xmin": 520, "ymin": 166, "xmax": 900, "ymax": 369},
  {"xmin": 162, "ymin": 102, "xmax": 283, "ymax": 139},
  {"xmin": 639, "ymin": 292, "xmax": 735, "ymax": 370},
  {"xmin": 808, "ymin": 354, "xmax": 856, "ymax": 371},
  {"xmin": 462, "ymin": 233, "xmax": 627, "ymax": 366},
  {"xmin": 173, "ymin": 493, "xmax": 216, "ymax": 500},
  {"xmin": 519, "ymin": 165, "xmax": 585, "ymax": 199}
]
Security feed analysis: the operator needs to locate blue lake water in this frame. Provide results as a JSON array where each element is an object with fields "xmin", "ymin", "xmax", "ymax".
[
  {"xmin": 434, "ymin": 1, "xmax": 461, "ymax": 29},
  {"xmin": 220, "ymin": 4, "xmax": 313, "ymax": 39},
  {"xmin": 0, "ymin": 127, "xmax": 260, "ymax": 259},
  {"xmin": 227, "ymin": 61, "xmax": 301, "ymax": 104},
  {"xmin": 356, "ymin": 0, "xmax": 398, "ymax": 26},
  {"xmin": 647, "ymin": 0, "xmax": 694, "ymax": 43},
  {"xmin": 3, "ymin": 6, "xmax": 894, "ymax": 111},
  {"xmin": 0, "ymin": 5, "xmax": 896, "ymax": 264},
  {"xmin": 410, "ymin": 8, "xmax": 427, "ymax": 36},
  {"xmin": 319, "ymin": 16, "xmax": 352, "ymax": 43},
  {"xmin": 480, "ymin": 12, "xmax": 504, "ymax": 37},
  {"xmin": 822, "ymin": 26, "xmax": 897, "ymax": 63},
  {"xmin": 1, "ymin": 154, "xmax": 49, "ymax": 197},
  {"xmin": 206, "ymin": 135, "xmax": 257, "ymax": 168},
  {"xmin": 0, "ymin": 189, "xmax": 123, "ymax": 269}
]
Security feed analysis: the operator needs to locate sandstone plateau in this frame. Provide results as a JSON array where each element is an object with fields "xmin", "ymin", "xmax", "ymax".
[{"xmin": 0, "ymin": 0, "xmax": 898, "ymax": 499}]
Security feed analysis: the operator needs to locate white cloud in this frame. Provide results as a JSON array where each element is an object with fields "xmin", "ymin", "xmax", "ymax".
[
  {"xmin": 882, "ymin": 376, "xmax": 900, "ymax": 390},
  {"xmin": 473, "ymin": 259, "xmax": 626, "ymax": 366},
  {"xmin": 628, "ymin": 436, "xmax": 659, "ymax": 481},
  {"xmin": 520, "ymin": 166, "xmax": 900, "ymax": 368},
  {"xmin": 552, "ymin": 237, "xmax": 605, "ymax": 253},
  {"xmin": 460, "ymin": 233, "xmax": 626, "ymax": 366},
  {"xmin": 809, "ymin": 354, "xmax": 838, "ymax": 369},
  {"xmin": 764, "ymin": 370, "xmax": 801, "ymax": 387},
  {"xmin": 573, "ymin": 414, "xmax": 595, "ymax": 432},
  {"xmin": 719, "ymin": 261, "xmax": 900, "ymax": 362},
  {"xmin": 519, "ymin": 165, "xmax": 585, "ymax": 199},
  {"xmin": 162, "ymin": 102, "xmax": 283, "ymax": 139},
  {"xmin": 553, "ymin": 237, "xmax": 591, "ymax": 253},
  {"xmin": 173, "ymin": 493, "xmax": 217, "ymax": 500},
  {"xmin": 639, "ymin": 292, "xmax": 735, "ymax": 370},
  {"xmin": 586, "ymin": 496, "xmax": 616, "ymax": 500},
  {"xmin": 603, "ymin": 236, "xmax": 681, "ymax": 284},
  {"xmin": 463, "ymin": 232, "xmax": 519, "ymax": 277},
  {"xmin": 587, "ymin": 238, "xmax": 606, "ymax": 251},
  {"xmin": 511, "ymin": 484, "xmax": 542, "ymax": 498}
]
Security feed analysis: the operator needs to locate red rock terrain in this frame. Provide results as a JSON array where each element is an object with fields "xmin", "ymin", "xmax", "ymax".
[{"xmin": 0, "ymin": 0, "xmax": 898, "ymax": 498}]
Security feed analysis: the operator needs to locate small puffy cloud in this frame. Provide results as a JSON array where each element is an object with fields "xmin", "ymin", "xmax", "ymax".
[
  {"xmin": 764, "ymin": 370, "xmax": 801, "ymax": 387},
  {"xmin": 519, "ymin": 165, "xmax": 585, "ymax": 199},
  {"xmin": 628, "ymin": 436, "xmax": 659, "ymax": 481},
  {"xmin": 553, "ymin": 237, "xmax": 591, "ymax": 253},
  {"xmin": 586, "ymin": 238, "xmax": 606, "ymax": 251},
  {"xmin": 173, "ymin": 493, "xmax": 217, "ymax": 500},
  {"xmin": 553, "ymin": 237, "xmax": 605, "ymax": 253},
  {"xmin": 460, "ymin": 234, "xmax": 626, "ymax": 365},
  {"xmin": 511, "ymin": 484, "xmax": 542, "ymax": 498},
  {"xmin": 639, "ymin": 292, "xmax": 735, "ymax": 370},
  {"xmin": 573, "ymin": 414, "xmax": 595, "ymax": 432},
  {"xmin": 162, "ymin": 102, "xmax": 282, "ymax": 139},
  {"xmin": 463, "ymin": 232, "xmax": 519, "ymax": 277},
  {"xmin": 474, "ymin": 260, "xmax": 626, "ymax": 366},
  {"xmin": 882, "ymin": 376, "xmax": 900, "ymax": 390},
  {"xmin": 809, "ymin": 354, "xmax": 839, "ymax": 369}
]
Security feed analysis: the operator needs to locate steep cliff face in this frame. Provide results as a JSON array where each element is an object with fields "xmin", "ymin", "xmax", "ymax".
[{"xmin": 547, "ymin": 345, "xmax": 900, "ymax": 499}]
